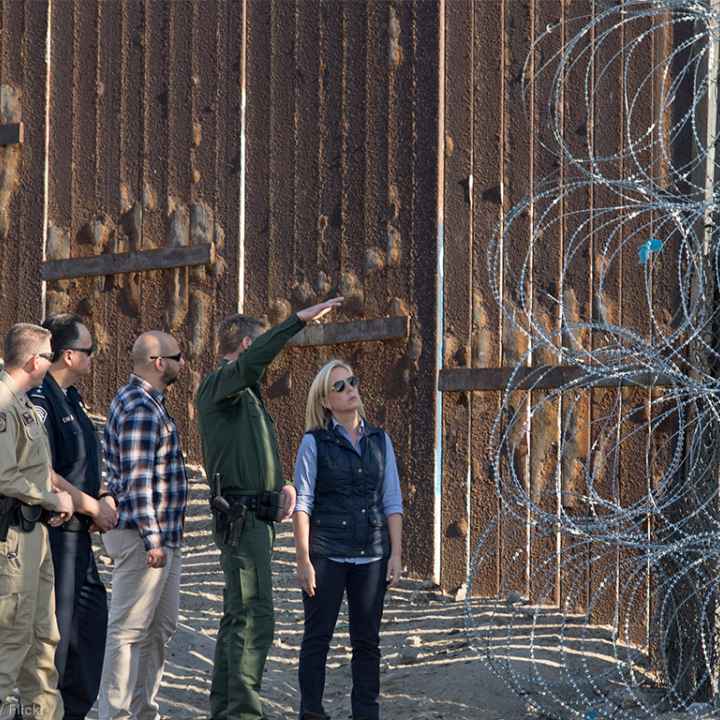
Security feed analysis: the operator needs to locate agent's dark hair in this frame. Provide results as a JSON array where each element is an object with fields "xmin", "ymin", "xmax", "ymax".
[
  {"xmin": 42, "ymin": 313, "xmax": 84, "ymax": 362},
  {"xmin": 217, "ymin": 314, "xmax": 265, "ymax": 356},
  {"xmin": 3, "ymin": 323, "xmax": 51, "ymax": 369}
]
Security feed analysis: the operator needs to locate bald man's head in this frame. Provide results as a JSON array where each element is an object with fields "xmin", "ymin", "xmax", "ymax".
[{"xmin": 131, "ymin": 331, "xmax": 184, "ymax": 388}]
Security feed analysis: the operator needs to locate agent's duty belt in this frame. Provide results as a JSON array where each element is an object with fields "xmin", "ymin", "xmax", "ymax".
[
  {"xmin": 0, "ymin": 495, "xmax": 50, "ymax": 541},
  {"xmin": 224, "ymin": 494, "xmax": 259, "ymax": 511},
  {"xmin": 210, "ymin": 474, "xmax": 282, "ymax": 547}
]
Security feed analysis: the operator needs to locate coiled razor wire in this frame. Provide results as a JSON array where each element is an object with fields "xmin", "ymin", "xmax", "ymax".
[{"xmin": 466, "ymin": 2, "xmax": 720, "ymax": 718}]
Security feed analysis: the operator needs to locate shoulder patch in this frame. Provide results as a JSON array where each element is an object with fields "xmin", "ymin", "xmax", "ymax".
[
  {"xmin": 0, "ymin": 412, "xmax": 6, "ymax": 433},
  {"xmin": 34, "ymin": 405, "xmax": 48, "ymax": 424}
]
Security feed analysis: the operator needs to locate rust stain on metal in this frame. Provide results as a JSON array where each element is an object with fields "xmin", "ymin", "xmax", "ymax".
[
  {"xmin": 288, "ymin": 316, "xmax": 409, "ymax": 348},
  {"xmin": 0, "ymin": 86, "xmax": 21, "ymax": 242}
]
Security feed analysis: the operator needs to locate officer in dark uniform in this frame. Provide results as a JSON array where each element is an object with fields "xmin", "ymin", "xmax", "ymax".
[{"xmin": 29, "ymin": 314, "xmax": 117, "ymax": 720}]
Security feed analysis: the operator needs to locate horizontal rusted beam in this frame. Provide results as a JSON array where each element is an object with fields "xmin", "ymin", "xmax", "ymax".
[
  {"xmin": 41, "ymin": 243, "xmax": 214, "ymax": 281},
  {"xmin": 439, "ymin": 366, "xmax": 675, "ymax": 392},
  {"xmin": 0, "ymin": 122, "xmax": 23, "ymax": 145},
  {"xmin": 288, "ymin": 316, "xmax": 410, "ymax": 347}
]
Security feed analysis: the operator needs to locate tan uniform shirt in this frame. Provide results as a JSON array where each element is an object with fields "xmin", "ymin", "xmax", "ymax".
[{"xmin": 0, "ymin": 371, "xmax": 59, "ymax": 509}]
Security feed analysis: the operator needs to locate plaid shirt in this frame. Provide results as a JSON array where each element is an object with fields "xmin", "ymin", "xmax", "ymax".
[{"xmin": 105, "ymin": 374, "xmax": 188, "ymax": 550}]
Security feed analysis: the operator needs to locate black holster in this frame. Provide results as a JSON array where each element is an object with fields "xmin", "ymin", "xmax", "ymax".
[{"xmin": 213, "ymin": 497, "xmax": 248, "ymax": 547}]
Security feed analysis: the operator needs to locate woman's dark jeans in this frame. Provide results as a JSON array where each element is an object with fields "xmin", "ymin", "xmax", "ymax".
[{"xmin": 298, "ymin": 557, "xmax": 388, "ymax": 720}]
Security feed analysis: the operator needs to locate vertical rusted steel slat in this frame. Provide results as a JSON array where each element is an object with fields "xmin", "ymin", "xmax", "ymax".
[
  {"xmin": 406, "ymin": 0, "xmax": 440, "ymax": 580},
  {"xmin": 586, "ymin": 2, "xmax": 622, "ymax": 627},
  {"xmin": 0, "ymin": 1, "xmax": 46, "ymax": 333},
  {"xmin": 45, "ymin": 0, "xmax": 74, "ymax": 324},
  {"xmin": 499, "ymin": 0, "xmax": 532, "ymax": 598},
  {"xmin": 440, "ymin": 0, "xmax": 473, "ymax": 594},
  {"xmin": 528, "ymin": 0, "xmax": 563, "ymax": 608},
  {"xmin": 557, "ymin": 0, "xmax": 593, "ymax": 618},
  {"xmin": 617, "ymin": 8, "xmax": 656, "ymax": 649},
  {"xmin": 245, "ymin": 0, "xmax": 272, "ymax": 318},
  {"xmin": 469, "ymin": 0, "xmax": 503, "ymax": 598},
  {"xmin": 89, "ymin": 0, "xmax": 123, "ymax": 411}
]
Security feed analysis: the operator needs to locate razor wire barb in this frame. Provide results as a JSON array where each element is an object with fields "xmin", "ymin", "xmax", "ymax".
[{"xmin": 468, "ymin": 2, "xmax": 720, "ymax": 718}]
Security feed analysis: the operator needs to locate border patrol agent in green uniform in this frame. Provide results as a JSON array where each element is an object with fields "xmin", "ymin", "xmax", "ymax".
[
  {"xmin": 0, "ymin": 323, "xmax": 74, "ymax": 720},
  {"xmin": 197, "ymin": 298, "xmax": 342, "ymax": 720}
]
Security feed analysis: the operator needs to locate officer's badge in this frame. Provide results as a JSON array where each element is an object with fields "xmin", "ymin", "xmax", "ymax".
[
  {"xmin": 21, "ymin": 411, "xmax": 34, "ymax": 426},
  {"xmin": 0, "ymin": 412, "xmax": 6, "ymax": 433}
]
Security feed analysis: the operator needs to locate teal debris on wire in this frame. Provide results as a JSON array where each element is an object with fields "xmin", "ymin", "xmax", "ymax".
[{"xmin": 638, "ymin": 237, "xmax": 664, "ymax": 264}]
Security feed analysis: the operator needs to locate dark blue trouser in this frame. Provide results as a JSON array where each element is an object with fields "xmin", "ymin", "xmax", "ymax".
[
  {"xmin": 298, "ymin": 558, "xmax": 387, "ymax": 720},
  {"xmin": 49, "ymin": 528, "xmax": 108, "ymax": 720}
]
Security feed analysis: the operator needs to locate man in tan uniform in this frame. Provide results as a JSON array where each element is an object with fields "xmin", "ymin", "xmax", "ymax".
[{"xmin": 0, "ymin": 323, "xmax": 74, "ymax": 720}]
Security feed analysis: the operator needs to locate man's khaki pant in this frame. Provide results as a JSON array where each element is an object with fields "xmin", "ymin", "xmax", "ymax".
[
  {"xmin": 0, "ymin": 523, "xmax": 63, "ymax": 720},
  {"xmin": 98, "ymin": 529, "xmax": 181, "ymax": 720}
]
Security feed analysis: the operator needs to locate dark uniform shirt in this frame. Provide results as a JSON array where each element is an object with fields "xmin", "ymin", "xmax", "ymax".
[
  {"xmin": 196, "ymin": 314, "xmax": 305, "ymax": 495},
  {"xmin": 29, "ymin": 372, "xmax": 101, "ymax": 502}
]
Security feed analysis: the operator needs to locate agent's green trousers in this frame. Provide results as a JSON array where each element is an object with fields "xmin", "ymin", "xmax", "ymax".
[{"xmin": 211, "ymin": 514, "xmax": 275, "ymax": 720}]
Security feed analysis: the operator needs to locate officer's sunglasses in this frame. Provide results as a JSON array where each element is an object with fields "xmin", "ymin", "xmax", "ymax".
[
  {"xmin": 66, "ymin": 344, "xmax": 96, "ymax": 356},
  {"xmin": 150, "ymin": 352, "xmax": 183, "ymax": 362},
  {"xmin": 36, "ymin": 352, "xmax": 54, "ymax": 362},
  {"xmin": 330, "ymin": 376, "xmax": 359, "ymax": 393}
]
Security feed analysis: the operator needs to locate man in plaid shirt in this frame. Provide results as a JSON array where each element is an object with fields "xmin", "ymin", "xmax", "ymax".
[{"xmin": 98, "ymin": 330, "xmax": 188, "ymax": 720}]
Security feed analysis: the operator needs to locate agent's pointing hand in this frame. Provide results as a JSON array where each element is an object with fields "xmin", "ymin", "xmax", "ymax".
[{"xmin": 297, "ymin": 297, "xmax": 344, "ymax": 323}]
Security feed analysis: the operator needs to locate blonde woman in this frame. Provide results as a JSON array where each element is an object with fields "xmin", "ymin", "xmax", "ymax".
[{"xmin": 293, "ymin": 360, "xmax": 403, "ymax": 720}]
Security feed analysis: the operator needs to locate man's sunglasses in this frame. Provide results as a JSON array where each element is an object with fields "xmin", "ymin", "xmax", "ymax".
[
  {"xmin": 330, "ymin": 376, "xmax": 359, "ymax": 393},
  {"xmin": 36, "ymin": 352, "xmax": 54, "ymax": 362},
  {"xmin": 66, "ymin": 345, "xmax": 96, "ymax": 356},
  {"xmin": 150, "ymin": 352, "xmax": 183, "ymax": 362}
]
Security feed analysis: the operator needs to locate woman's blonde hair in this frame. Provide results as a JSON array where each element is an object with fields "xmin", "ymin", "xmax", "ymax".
[{"xmin": 305, "ymin": 359, "xmax": 366, "ymax": 431}]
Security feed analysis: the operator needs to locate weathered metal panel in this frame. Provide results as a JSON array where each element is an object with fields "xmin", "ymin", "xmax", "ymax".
[
  {"xmin": 441, "ymin": 0, "xmax": 473, "ymax": 593},
  {"xmin": 617, "ymin": 9, "xmax": 657, "ymax": 649},
  {"xmin": 243, "ymin": 0, "xmax": 438, "ymax": 580},
  {"xmin": 409, "ymin": 0, "xmax": 442, "ymax": 580},
  {"xmin": 648, "ymin": 15, "xmax": 685, "ymax": 666},
  {"xmin": 41, "ymin": 0, "xmax": 244, "ymax": 465},
  {"xmin": 95, "ymin": 0, "xmax": 130, "ymax": 416},
  {"xmin": 555, "ymin": 0, "xmax": 594, "ymax": 619},
  {"xmin": 469, "ymin": 0, "xmax": 503, "ymax": 598},
  {"xmin": 498, "ymin": 0, "xmax": 533, "ymax": 598},
  {"xmin": 4, "ymin": 0, "xmax": 679, "ymax": 614},
  {"xmin": 0, "ymin": 1, "xmax": 48, "ymax": 336},
  {"xmin": 586, "ymin": 3, "xmax": 624, "ymax": 628},
  {"xmin": 245, "ymin": 0, "xmax": 271, "ymax": 318},
  {"xmin": 528, "ymin": 0, "xmax": 563, "ymax": 608}
]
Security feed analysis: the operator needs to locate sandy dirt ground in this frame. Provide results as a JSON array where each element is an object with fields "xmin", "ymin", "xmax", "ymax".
[{"xmin": 85, "ymin": 475, "xmax": 700, "ymax": 720}]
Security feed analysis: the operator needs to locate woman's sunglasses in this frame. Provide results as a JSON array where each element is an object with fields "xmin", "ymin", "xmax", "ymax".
[{"xmin": 330, "ymin": 376, "xmax": 359, "ymax": 393}]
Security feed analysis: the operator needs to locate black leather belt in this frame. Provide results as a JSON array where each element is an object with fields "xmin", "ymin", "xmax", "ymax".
[{"xmin": 58, "ymin": 514, "xmax": 91, "ymax": 533}]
